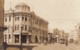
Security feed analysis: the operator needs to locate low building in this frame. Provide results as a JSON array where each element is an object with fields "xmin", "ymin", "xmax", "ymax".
[
  {"xmin": 48, "ymin": 33, "xmax": 54, "ymax": 43},
  {"xmin": 53, "ymin": 28, "xmax": 69, "ymax": 43}
]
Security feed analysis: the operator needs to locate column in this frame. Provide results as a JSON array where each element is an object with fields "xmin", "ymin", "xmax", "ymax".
[
  {"xmin": 13, "ymin": 35, "xmax": 15, "ymax": 44},
  {"xmin": 19, "ymin": 34, "xmax": 21, "ymax": 44},
  {"xmin": 11, "ymin": 33, "xmax": 13, "ymax": 44},
  {"xmin": 7, "ymin": 34, "xmax": 9, "ymax": 44},
  {"xmin": 31, "ymin": 35, "xmax": 35, "ymax": 43}
]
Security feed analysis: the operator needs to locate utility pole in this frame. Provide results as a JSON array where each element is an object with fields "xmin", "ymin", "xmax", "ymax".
[{"xmin": 20, "ymin": 26, "xmax": 22, "ymax": 50}]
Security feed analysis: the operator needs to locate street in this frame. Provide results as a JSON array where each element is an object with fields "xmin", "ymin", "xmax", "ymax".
[{"xmin": 32, "ymin": 43, "xmax": 80, "ymax": 50}]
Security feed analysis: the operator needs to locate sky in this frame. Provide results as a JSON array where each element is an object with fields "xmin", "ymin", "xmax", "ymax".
[{"xmin": 4, "ymin": 0, "xmax": 80, "ymax": 33}]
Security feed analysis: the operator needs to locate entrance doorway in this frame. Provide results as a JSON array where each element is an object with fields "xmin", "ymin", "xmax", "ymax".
[
  {"xmin": 15, "ymin": 35, "xmax": 19, "ymax": 43},
  {"xmin": 22, "ymin": 35, "xmax": 26, "ymax": 43},
  {"xmin": 35, "ymin": 36, "xmax": 38, "ymax": 43}
]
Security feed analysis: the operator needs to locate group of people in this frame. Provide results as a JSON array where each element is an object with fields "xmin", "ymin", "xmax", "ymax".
[{"xmin": 44, "ymin": 37, "xmax": 68, "ymax": 46}]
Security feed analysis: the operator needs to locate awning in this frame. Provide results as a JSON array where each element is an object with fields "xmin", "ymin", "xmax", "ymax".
[{"xmin": 22, "ymin": 32, "xmax": 32, "ymax": 35}]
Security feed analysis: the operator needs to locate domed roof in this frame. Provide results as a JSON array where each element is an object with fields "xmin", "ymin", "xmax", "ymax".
[{"xmin": 15, "ymin": 3, "xmax": 30, "ymax": 8}]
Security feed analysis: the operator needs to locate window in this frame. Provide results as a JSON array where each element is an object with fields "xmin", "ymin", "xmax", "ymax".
[
  {"xmin": 15, "ymin": 25, "xmax": 16, "ymax": 30},
  {"xmin": 17, "ymin": 25, "xmax": 19, "ymax": 30},
  {"xmin": 28, "ymin": 26, "xmax": 32, "ymax": 32},
  {"xmin": 4, "ymin": 35, "xmax": 7, "ymax": 42},
  {"xmin": 25, "ymin": 25, "xmax": 27, "ymax": 31},
  {"xmin": 25, "ymin": 17, "xmax": 27, "ymax": 21},
  {"xmin": 15, "ymin": 17, "xmax": 19, "ymax": 21},
  {"xmin": 21, "ymin": 26, "xmax": 24, "ymax": 31},
  {"xmin": 15, "ymin": 35, "xmax": 19, "ymax": 43},
  {"xmin": 15, "ymin": 25, "xmax": 19, "ymax": 30},
  {"xmin": 22, "ymin": 17, "xmax": 24, "ymax": 21},
  {"xmin": 9, "ymin": 17, "xmax": 11, "ymax": 21},
  {"xmin": 5, "ymin": 18, "xmax": 7, "ymax": 22},
  {"xmin": 9, "ymin": 15, "xmax": 11, "ymax": 22},
  {"xmin": 17, "ymin": 17, "xmax": 19, "ymax": 21},
  {"xmin": 9, "ymin": 34, "xmax": 11, "ymax": 39}
]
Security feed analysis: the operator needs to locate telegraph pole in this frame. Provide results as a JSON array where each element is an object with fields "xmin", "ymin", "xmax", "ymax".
[{"xmin": 20, "ymin": 26, "xmax": 22, "ymax": 50}]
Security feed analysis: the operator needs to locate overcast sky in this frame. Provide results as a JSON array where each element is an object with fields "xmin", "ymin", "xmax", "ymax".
[{"xmin": 4, "ymin": 0, "xmax": 80, "ymax": 33}]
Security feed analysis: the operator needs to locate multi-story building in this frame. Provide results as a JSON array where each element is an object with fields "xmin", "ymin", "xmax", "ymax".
[{"xmin": 4, "ymin": 3, "xmax": 48, "ymax": 44}]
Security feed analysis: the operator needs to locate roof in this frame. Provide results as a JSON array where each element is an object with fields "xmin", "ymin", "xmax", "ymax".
[{"xmin": 15, "ymin": 3, "xmax": 30, "ymax": 8}]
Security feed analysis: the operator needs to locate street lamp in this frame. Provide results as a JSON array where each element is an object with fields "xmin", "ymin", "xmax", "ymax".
[
  {"xmin": 11, "ymin": 26, "xmax": 14, "ymax": 44},
  {"xmin": 20, "ymin": 25, "xmax": 23, "ymax": 50}
]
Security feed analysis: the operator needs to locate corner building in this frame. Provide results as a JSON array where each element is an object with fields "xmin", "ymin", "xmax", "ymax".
[{"xmin": 4, "ymin": 3, "xmax": 48, "ymax": 44}]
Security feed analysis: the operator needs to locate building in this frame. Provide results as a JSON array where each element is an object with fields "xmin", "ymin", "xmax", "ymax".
[
  {"xmin": 4, "ymin": 3, "xmax": 48, "ymax": 45},
  {"xmin": 53, "ymin": 28, "xmax": 60, "ymax": 42},
  {"xmin": 53, "ymin": 28, "xmax": 69, "ymax": 43},
  {"xmin": 68, "ymin": 30, "xmax": 78, "ymax": 43},
  {"xmin": 72, "ymin": 24, "xmax": 80, "ymax": 44},
  {"xmin": 48, "ymin": 33, "xmax": 54, "ymax": 43}
]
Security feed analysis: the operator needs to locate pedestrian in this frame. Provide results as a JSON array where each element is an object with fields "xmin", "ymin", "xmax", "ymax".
[
  {"xmin": 3, "ymin": 42, "xmax": 7, "ymax": 50},
  {"xmin": 65, "ymin": 39, "xmax": 68, "ymax": 46},
  {"xmin": 44, "ymin": 38, "xmax": 47, "ymax": 45}
]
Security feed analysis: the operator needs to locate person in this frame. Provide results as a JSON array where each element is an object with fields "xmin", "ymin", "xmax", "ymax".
[
  {"xmin": 3, "ymin": 42, "xmax": 7, "ymax": 50},
  {"xmin": 65, "ymin": 39, "xmax": 68, "ymax": 46},
  {"xmin": 44, "ymin": 38, "xmax": 47, "ymax": 45}
]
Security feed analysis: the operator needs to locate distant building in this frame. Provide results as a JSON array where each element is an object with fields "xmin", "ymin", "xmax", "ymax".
[
  {"xmin": 48, "ymin": 33, "xmax": 52, "ymax": 43},
  {"xmin": 4, "ymin": 3, "xmax": 48, "ymax": 44},
  {"xmin": 48, "ymin": 33, "xmax": 55, "ymax": 43},
  {"xmin": 53, "ymin": 28, "xmax": 68, "ymax": 43},
  {"xmin": 53, "ymin": 28, "xmax": 60, "ymax": 42},
  {"xmin": 73, "ymin": 24, "xmax": 80, "ymax": 44}
]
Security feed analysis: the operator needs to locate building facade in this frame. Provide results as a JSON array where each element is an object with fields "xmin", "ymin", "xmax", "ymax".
[
  {"xmin": 53, "ymin": 28, "xmax": 69, "ymax": 43},
  {"xmin": 73, "ymin": 24, "xmax": 80, "ymax": 44},
  {"xmin": 4, "ymin": 3, "xmax": 48, "ymax": 45},
  {"xmin": 48, "ymin": 33, "xmax": 54, "ymax": 43}
]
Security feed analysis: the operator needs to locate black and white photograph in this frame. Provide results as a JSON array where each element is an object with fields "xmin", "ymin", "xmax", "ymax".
[{"xmin": 0, "ymin": 0, "xmax": 80, "ymax": 50}]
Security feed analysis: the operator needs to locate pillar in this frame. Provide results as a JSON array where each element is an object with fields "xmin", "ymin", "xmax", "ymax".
[{"xmin": 19, "ymin": 34, "xmax": 21, "ymax": 44}]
